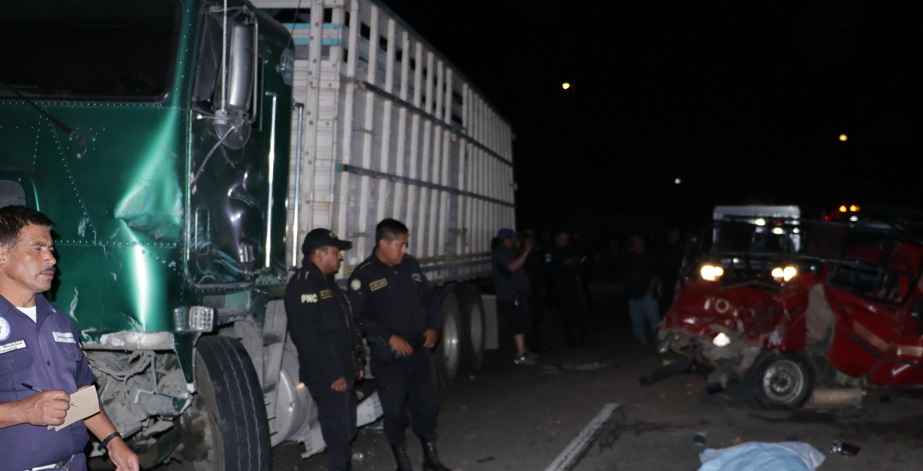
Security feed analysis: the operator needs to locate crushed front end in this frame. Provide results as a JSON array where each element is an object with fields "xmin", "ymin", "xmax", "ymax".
[{"xmin": 654, "ymin": 212, "xmax": 813, "ymax": 388}]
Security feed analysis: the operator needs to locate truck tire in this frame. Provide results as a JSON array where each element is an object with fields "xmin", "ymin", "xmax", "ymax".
[
  {"xmin": 179, "ymin": 336, "xmax": 272, "ymax": 470},
  {"xmin": 435, "ymin": 289, "xmax": 462, "ymax": 388},
  {"xmin": 752, "ymin": 353, "xmax": 813, "ymax": 409},
  {"xmin": 457, "ymin": 284, "xmax": 486, "ymax": 371}
]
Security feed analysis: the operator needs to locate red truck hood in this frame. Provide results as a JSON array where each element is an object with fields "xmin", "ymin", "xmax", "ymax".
[{"xmin": 663, "ymin": 274, "xmax": 818, "ymax": 344}]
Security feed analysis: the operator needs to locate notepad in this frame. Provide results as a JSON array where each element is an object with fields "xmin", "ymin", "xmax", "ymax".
[{"xmin": 49, "ymin": 385, "xmax": 100, "ymax": 431}]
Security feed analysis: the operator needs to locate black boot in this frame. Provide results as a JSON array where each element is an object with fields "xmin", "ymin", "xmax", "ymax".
[
  {"xmin": 421, "ymin": 435, "xmax": 452, "ymax": 471},
  {"xmin": 390, "ymin": 443, "xmax": 414, "ymax": 471}
]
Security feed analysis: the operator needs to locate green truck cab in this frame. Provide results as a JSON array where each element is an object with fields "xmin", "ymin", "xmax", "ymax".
[
  {"xmin": 2, "ymin": 0, "xmax": 519, "ymax": 468},
  {"xmin": 2, "ymin": 1, "xmax": 297, "ymax": 468}
]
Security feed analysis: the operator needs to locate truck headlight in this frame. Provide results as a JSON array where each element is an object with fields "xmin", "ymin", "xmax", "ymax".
[
  {"xmin": 700, "ymin": 264, "xmax": 724, "ymax": 281},
  {"xmin": 771, "ymin": 265, "xmax": 798, "ymax": 282},
  {"xmin": 712, "ymin": 332, "xmax": 731, "ymax": 347}
]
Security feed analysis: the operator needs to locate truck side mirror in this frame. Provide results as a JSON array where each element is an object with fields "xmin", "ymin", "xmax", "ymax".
[
  {"xmin": 227, "ymin": 23, "xmax": 254, "ymax": 113},
  {"xmin": 214, "ymin": 21, "xmax": 255, "ymax": 150}
]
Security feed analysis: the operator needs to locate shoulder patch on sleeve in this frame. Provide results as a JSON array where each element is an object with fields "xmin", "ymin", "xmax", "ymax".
[
  {"xmin": 369, "ymin": 278, "xmax": 389, "ymax": 291},
  {"xmin": 350, "ymin": 279, "xmax": 362, "ymax": 291},
  {"xmin": 411, "ymin": 273, "xmax": 422, "ymax": 282}
]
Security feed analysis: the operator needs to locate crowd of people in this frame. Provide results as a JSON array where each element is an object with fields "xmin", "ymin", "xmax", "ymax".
[
  {"xmin": 290, "ymin": 220, "xmax": 690, "ymax": 470},
  {"xmin": 489, "ymin": 225, "xmax": 687, "ymax": 362},
  {"xmin": 0, "ymin": 202, "xmax": 687, "ymax": 471}
]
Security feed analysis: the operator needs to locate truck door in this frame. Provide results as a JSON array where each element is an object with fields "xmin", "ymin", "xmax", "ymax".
[
  {"xmin": 824, "ymin": 239, "xmax": 923, "ymax": 384},
  {"xmin": 187, "ymin": 5, "xmax": 291, "ymax": 285},
  {"xmin": 865, "ymin": 242, "xmax": 923, "ymax": 385}
]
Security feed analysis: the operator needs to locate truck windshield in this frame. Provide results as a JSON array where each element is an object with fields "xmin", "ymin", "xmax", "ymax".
[
  {"xmin": 713, "ymin": 221, "xmax": 796, "ymax": 255},
  {"xmin": 0, "ymin": 0, "xmax": 179, "ymax": 101}
]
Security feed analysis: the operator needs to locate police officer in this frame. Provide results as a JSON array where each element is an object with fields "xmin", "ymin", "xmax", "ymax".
[
  {"xmin": 347, "ymin": 218, "xmax": 451, "ymax": 471},
  {"xmin": 284, "ymin": 228, "xmax": 363, "ymax": 471},
  {"xmin": 0, "ymin": 205, "xmax": 139, "ymax": 471}
]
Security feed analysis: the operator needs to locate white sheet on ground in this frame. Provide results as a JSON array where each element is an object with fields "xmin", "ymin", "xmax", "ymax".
[{"xmin": 698, "ymin": 441, "xmax": 825, "ymax": 471}]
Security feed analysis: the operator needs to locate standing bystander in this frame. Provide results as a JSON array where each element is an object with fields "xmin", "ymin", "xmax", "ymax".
[
  {"xmin": 658, "ymin": 227, "xmax": 684, "ymax": 315},
  {"xmin": 547, "ymin": 229, "xmax": 589, "ymax": 347},
  {"xmin": 491, "ymin": 228, "xmax": 538, "ymax": 365},
  {"xmin": 284, "ymin": 228, "xmax": 363, "ymax": 471},
  {"xmin": 0, "ymin": 205, "xmax": 139, "ymax": 471},
  {"xmin": 620, "ymin": 233, "xmax": 662, "ymax": 346},
  {"xmin": 347, "ymin": 218, "xmax": 452, "ymax": 471},
  {"xmin": 522, "ymin": 229, "xmax": 548, "ymax": 353}
]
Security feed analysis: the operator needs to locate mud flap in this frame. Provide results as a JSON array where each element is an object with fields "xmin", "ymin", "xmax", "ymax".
[
  {"xmin": 299, "ymin": 390, "xmax": 384, "ymax": 459},
  {"xmin": 357, "ymin": 390, "xmax": 383, "ymax": 427}
]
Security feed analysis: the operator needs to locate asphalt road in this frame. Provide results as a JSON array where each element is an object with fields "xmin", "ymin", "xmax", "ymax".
[
  {"xmin": 270, "ymin": 277, "xmax": 923, "ymax": 471},
  {"xmin": 98, "ymin": 272, "xmax": 921, "ymax": 470}
]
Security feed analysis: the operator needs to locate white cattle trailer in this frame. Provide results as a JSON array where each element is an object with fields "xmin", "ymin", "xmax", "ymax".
[{"xmin": 252, "ymin": 0, "xmax": 516, "ymax": 386}]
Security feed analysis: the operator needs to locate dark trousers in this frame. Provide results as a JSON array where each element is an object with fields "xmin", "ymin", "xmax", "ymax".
[
  {"xmin": 526, "ymin": 289, "xmax": 546, "ymax": 350},
  {"xmin": 497, "ymin": 296, "xmax": 531, "ymax": 335},
  {"xmin": 371, "ymin": 347, "xmax": 440, "ymax": 445},
  {"xmin": 309, "ymin": 379, "xmax": 358, "ymax": 470},
  {"xmin": 553, "ymin": 290, "xmax": 588, "ymax": 345}
]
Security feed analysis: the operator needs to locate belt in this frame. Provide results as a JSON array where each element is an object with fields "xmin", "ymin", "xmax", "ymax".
[{"xmin": 29, "ymin": 454, "xmax": 74, "ymax": 471}]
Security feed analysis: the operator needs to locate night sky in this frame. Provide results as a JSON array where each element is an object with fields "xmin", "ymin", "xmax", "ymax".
[{"xmin": 379, "ymin": 1, "xmax": 923, "ymax": 234}]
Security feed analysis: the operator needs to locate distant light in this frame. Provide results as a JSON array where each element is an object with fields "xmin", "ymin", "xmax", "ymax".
[
  {"xmin": 754, "ymin": 218, "xmax": 766, "ymax": 226},
  {"xmin": 839, "ymin": 205, "xmax": 848, "ymax": 212},
  {"xmin": 849, "ymin": 204, "xmax": 859, "ymax": 212},
  {"xmin": 772, "ymin": 227, "xmax": 784, "ymax": 235},
  {"xmin": 562, "ymin": 82, "xmax": 571, "ymax": 90},
  {"xmin": 674, "ymin": 177, "xmax": 681, "ymax": 185},
  {"xmin": 839, "ymin": 134, "xmax": 848, "ymax": 142}
]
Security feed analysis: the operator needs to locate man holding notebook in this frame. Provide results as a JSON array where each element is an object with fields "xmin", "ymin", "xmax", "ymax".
[{"xmin": 0, "ymin": 205, "xmax": 138, "ymax": 471}]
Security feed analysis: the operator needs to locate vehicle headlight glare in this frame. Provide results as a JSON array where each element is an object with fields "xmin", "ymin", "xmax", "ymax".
[
  {"xmin": 771, "ymin": 267, "xmax": 784, "ymax": 281},
  {"xmin": 701, "ymin": 264, "xmax": 724, "ymax": 281},
  {"xmin": 713, "ymin": 332, "xmax": 731, "ymax": 347},
  {"xmin": 772, "ymin": 266, "xmax": 798, "ymax": 282}
]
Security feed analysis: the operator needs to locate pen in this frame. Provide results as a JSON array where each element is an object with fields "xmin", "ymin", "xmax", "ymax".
[{"xmin": 21, "ymin": 383, "xmax": 78, "ymax": 406}]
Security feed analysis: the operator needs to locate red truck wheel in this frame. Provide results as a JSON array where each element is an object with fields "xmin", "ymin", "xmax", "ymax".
[{"xmin": 753, "ymin": 354, "xmax": 813, "ymax": 409}]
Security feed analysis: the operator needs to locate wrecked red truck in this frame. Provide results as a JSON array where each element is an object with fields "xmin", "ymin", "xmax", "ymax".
[{"xmin": 652, "ymin": 205, "xmax": 923, "ymax": 409}]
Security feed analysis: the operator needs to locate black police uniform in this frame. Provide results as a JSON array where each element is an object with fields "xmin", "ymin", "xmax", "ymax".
[
  {"xmin": 346, "ymin": 253, "xmax": 441, "ymax": 447},
  {"xmin": 284, "ymin": 261, "xmax": 362, "ymax": 471}
]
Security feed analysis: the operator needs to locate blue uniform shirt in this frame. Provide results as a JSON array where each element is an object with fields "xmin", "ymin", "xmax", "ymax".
[{"xmin": 0, "ymin": 294, "xmax": 96, "ymax": 470}]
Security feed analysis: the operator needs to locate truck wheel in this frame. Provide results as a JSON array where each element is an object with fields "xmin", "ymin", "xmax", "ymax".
[
  {"xmin": 457, "ymin": 284, "xmax": 486, "ymax": 371},
  {"xmin": 753, "ymin": 354, "xmax": 812, "ymax": 409},
  {"xmin": 435, "ymin": 289, "xmax": 461, "ymax": 388},
  {"xmin": 179, "ymin": 336, "xmax": 272, "ymax": 470}
]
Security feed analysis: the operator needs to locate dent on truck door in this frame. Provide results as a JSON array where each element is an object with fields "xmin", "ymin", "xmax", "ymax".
[{"xmin": 823, "ymin": 280, "xmax": 898, "ymax": 378}]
